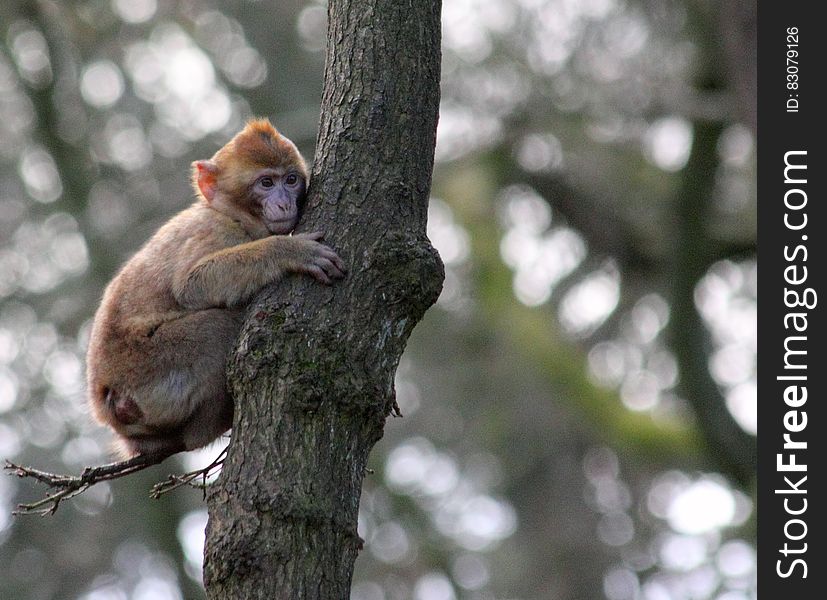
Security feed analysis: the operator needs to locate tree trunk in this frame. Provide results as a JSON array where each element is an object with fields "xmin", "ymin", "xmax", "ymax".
[{"xmin": 203, "ymin": 1, "xmax": 443, "ymax": 598}]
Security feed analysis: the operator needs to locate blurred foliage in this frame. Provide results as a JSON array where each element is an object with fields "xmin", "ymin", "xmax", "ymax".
[{"xmin": 0, "ymin": 1, "xmax": 755, "ymax": 599}]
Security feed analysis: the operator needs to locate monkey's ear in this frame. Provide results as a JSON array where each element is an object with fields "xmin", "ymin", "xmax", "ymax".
[{"xmin": 193, "ymin": 160, "xmax": 219, "ymax": 202}]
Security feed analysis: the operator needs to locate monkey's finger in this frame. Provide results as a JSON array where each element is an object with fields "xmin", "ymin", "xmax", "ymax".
[
  {"xmin": 298, "ymin": 231, "xmax": 325, "ymax": 241},
  {"xmin": 330, "ymin": 254, "xmax": 347, "ymax": 273},
  {"xmin": 306, "ymin": 265, "xmax": 333, "ymax": 285},
  {"xmin": 328, "ymin": 258, "xmax": 347, "ymax": 276},
  {"xmin": 319, "ymin": 248, "xmax": 347, "ymax": 272},
  {"xmin": 316, "ymin": 257, "xmax": 345, "ymax": 279}
]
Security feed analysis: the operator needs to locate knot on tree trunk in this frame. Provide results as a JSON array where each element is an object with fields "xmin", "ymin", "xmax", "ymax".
[{"xmin": 362, "ymin": 229, "xmax": 444, "ymax": 319}]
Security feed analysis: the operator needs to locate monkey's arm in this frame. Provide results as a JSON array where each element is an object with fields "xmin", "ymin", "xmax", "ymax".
[{"xmin": 174, "ymin": 233, "xmax": 345, "ymax": 310}]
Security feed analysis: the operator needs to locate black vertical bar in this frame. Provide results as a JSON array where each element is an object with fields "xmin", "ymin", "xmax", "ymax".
[{"xmin": 758, "ymin": 4, "xmax": 825, "ymax": 597}]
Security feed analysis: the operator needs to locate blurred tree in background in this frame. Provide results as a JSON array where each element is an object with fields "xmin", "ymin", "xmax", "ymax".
[{"xmin": 0, "ymin": 1, "xmax": 755, "ymax": 599}]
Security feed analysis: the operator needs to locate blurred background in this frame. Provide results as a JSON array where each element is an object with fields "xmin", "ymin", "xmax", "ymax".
[{"xmin": 0, "ymin": 1, "xmax": 756, "ymax": 599}]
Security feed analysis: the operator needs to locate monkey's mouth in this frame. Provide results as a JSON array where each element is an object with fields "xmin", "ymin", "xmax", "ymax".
[{"xmin": 266, "ymin": 217, "xmax": 298, "ymax": 234}]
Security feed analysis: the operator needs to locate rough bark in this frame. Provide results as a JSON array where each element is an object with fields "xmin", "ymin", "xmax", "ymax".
[{"xmin": 203, "ymin": 1, "xmax": 443, "ymax": 598}]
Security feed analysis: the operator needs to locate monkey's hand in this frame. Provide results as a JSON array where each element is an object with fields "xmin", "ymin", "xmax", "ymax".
[
  {"xmin": 175, "ymin": 231, "xmax": 347, "ymax": 309},
  {"xmin": 291, "ymin": 231, "xmax": 347, "ymax": 284}
]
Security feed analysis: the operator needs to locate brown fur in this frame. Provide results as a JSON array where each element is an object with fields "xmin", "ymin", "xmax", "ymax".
[{"xmin": 87, "ymin": 120, "xmax": 345, "ymax": 458}]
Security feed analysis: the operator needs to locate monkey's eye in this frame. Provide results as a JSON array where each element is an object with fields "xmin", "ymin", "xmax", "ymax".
[
  {"xmin": 259, "ymin": 176, "xmax": 275, "ymax": 188},
  {"xmin": 285, "ymin": 173, "xmax": 299, "ymax": 187}
]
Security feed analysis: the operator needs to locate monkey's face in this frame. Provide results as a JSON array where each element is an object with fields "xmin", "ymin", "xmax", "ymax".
[
  {"xmin": 193, "ymin": 119, "xmax": 309, "ymax": 238},
  {"xmin": 252, "ymin": 168, "xmax": 307, "ymax": 235}
]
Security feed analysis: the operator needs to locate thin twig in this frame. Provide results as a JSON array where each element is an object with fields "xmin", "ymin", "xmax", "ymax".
[
  {"xmin": 149, "ymin": 446, "xmax": 228, "ymax": 500},
  {"xmin": 5, "ymin": 451, "xmax": 173, "ymax": 516}
]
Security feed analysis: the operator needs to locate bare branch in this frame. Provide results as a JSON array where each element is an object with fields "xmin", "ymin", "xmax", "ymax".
[
  {"xmin": 5, "ymin": 451, "xmax": 173, "ymax": 516},
  {"xmin": 6, "ymin": 445, "xmax": 230, "ymax": 516},
  {"xmin": 150, "ymin": 446, "xmax": 228, "ymax": 500}
]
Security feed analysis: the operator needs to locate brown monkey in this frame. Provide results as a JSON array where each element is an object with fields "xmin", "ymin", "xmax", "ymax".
[{"xmin": 86, "ymin": 119, "xmax": 345, "ymax": 458}]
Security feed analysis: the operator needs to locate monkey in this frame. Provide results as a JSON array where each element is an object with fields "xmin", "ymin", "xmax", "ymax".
[{"xmin": 86, "ymin": 119, "xmax": 345, "ymax": 459}]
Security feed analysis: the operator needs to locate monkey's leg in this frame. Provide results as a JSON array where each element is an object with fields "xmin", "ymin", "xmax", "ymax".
[{"xmin": 119, "ymin": 308, "xmax": 242, "ymax": 455}]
